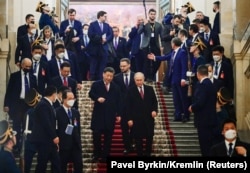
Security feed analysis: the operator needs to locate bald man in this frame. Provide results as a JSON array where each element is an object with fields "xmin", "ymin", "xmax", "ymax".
[
  {"xmin": 4, "ymin": 58, "xmax": 37, "ymax": 155},
  {"xmin": 126, "ymin": 72, "xmax": 158, "ymax": 156}
]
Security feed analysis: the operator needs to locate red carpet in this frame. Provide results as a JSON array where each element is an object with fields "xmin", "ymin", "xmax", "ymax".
[{"xmin": 97, "ymin": 82, "xmax": 178, "ymax": 172}]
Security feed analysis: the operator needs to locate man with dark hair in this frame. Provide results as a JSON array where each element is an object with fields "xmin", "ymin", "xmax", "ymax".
[
  {"xmin": 210, "ymin": 118, "xmax": 250, "ymax": 157},
  {"xmin": 138, "ymin": 8, "xmax": 163, "ymax": 81},
  {"xmin": 89, "ymin": 67, "xmax": 121, "ymax": 162},
  {"xmin": 59, "ymin": 8, "xmax": 83, "ymax": 56},
  {"xmin": 189, "ymin": 64, "xmax": 219, "ymax": 156},
  {"xmin": 56, "ymin": 90, "xmax": 83, "ymax": 173},
  {"xmin": 29, "ymin": 85, "xmax": 61, "ymax": 173},
  {"xmin": 113, "ymin": 58, "xmax": 136, "ymax": 155},
  {"xmin": 212, "ymin": 1, "xmax": 221, "ymax": 34},
  {"xmin": 88, "ymin": 11, "xmax": 113, "ymax": 80},
  {"xmin": 148, "ymin": 37, "xmax": 189, "ymax": 122}
]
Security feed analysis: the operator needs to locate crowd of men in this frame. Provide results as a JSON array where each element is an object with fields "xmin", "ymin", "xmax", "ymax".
[{"xmin": 1, "ymin": 1, "xmax": 249, "ymax": 173}]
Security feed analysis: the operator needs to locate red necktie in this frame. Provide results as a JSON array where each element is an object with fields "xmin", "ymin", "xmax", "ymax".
[
  {"xmin": 140, "ymin": 87, "xmax": 144, "ymax": 99},
  {"xmin": 63, "ymin": 77, "xmax": 68, "ymax": 86}
]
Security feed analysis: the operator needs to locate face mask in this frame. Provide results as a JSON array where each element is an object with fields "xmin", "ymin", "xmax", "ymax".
[
  {"xmin": 213, "ymin": 55, "xmax": 221, "ymax": 62},
  {"xmin": 33, "ymin": 54, "xmax": 41, "ymax": 61},
  {"xmin": 83, "ymin": 30, "xmax": 88, "ymax": 35},
  {"xmin": 199, "ymin": 27, "xmax": 205, "ymax": 33},
  {"xmin": 224, "ymin": 129, "xmax": 237, "ymax": 140},
  {"xmin": 67, "ymin": 100, "xmax": 75, "ymax": 107},
  {"xmin": 30, "ymin": 21, "xmax": 35, "ymax": 24},
  {"xmin": 23, "ymin": 68, "xmax": 30, "ymax": 73},
  {"xmin": 57, "ymin": 52, "xmax": 64, "ymax": 59},
  {"xmin": 31, "ymin": 29, "xmax": 36, "ymax": 35},
  {"xmin": 213, "ymin": 9, "xmax": 216, "ymax": 13},
  {"xmin": 208, "ymin": 72, "xmax": 213, "ymax": 79}
]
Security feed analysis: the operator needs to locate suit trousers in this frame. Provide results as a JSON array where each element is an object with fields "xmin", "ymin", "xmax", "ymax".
[{"xmin": 135, "ymin": 136, "xmax": 153, "ymax": 156}]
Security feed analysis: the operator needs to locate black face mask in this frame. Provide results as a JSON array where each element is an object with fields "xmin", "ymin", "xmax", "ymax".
[
  {"xmin": 213, "ymin": 9, "xmax": 216, "ymax": 13},
  {"xmin": 23, "ymin": 68, "xmax": 31, "ymax": 73},
  {"xmin": 30, "ymin": 21, "xmax": 35, "ymax": 24}
]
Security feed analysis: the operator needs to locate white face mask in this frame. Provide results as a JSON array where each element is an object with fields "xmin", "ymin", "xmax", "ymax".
[
  {"xmin": 83, "ymin": 30, "xmax": 88, "ymax": 35},
  {"xmin": 208, "ymin": 72, "xmax": 213, "ymax": 79},
  {"xmin": 57, "ymin": 52, "xmax": 64, "ymax": 59},
  {"xmin": 199, "ymin": 27, "xmax": 205, "ymax": 33},
  {"xmin": 33, "ymin": 54, "xmax": 41, "ymax": 61},
  {"xmin": 67, "ymin": 100, "xmax": 75, "ymax": 107},
  {"xmin": 224, "ymin": 129, "xmax": 237, "ymax": 140},
  {"xmin": 31, "ymin": 29, "xmax": 36, "ymax": 35},
  {"xmin": 213, "ymin": 55, "xmax": 221, "ymax": 62}
]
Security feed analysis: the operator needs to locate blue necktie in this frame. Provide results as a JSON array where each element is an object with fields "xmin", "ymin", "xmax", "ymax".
[
  {"xmin": 68, "ymin": 109, "xmax": 72, "ymax": 124},
  {"xmin": 205, "ymin": 33, "xmax": 209, "ymax": 41},
  {"xmin": 24, "ymin": 72, "xmax": 30, "ymax": 96},
  {"xmin": 214, "ymin": 62, "xmax": 218, "ymax": 75},
  {"xmin": 33, "ymin": 61, "xmax": 37, "ymax": 73},
  {"xmin": 84, "ymin": 35, "xmax": 88, "ymax": 46}
]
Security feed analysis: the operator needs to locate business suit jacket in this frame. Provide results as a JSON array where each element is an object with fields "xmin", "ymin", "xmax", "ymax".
[
  {"xmin": 32, "ymin": 60, "xmax": 51, "ymax": 96},
  {"xmin": 89, "ymin": 80, "xmax": 121, "ymax": 132},
  {"xmin": 113, "ymin": 72, "xmax": 135, "ymax": 118},
  {"xmin": 51, "ymin": 76, "xmax": 77, "ymax": 98},
  {"xmin": 15, "ymin": 34, "xmax": 38, "ymax": 63},
  {"xmin": 4, "ymin": 70, "xmax": 37, "ymax": 116},
  {"xmin": 191, "ymin": 78, "xmax": 218, "ymax": 128},
  {"xmin": 126, "ymin": 85, "xmax": 158, "ymax": 138},
  {"xmin": 55, "ymin": 106, "xmax": 82, "ymax": 150},
  {"xmin": 210, "ymin": 139, "xmax": 250, "ymax": 157},
  {"xmin": 128, "ymin": 26, "xmax": 141, "ymax": 55},
  {"xmin": 29, "ymin": 98, "xmax": 58, "ymax": 145},
  {"xmin": 212, "ymin": 12, "xmax": 220, "ymax": 34},
  {"xmin": 113, "ymin": 37, "xmax": 129, "ymax": 58},
  {"xmin": 138, "ymin": 21, "xmax": 163, "ymax": 50},
  {"xmin": 211, "ymin": 60, "xmax": 234, "ymax": 98},
  {"xmin": 59, "ymin": 19, "xmax": 83, "ymax": 53},
  {"xmin": 87, "ymin": 20, "xmax": 113, "ymax": 56}
]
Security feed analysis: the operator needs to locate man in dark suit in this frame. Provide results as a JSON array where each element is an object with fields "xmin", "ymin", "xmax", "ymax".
[
  {"xmin": 56, "ymin": 90, "xmax": 83, "ymax": 173},
  {"xmin": 188, "ymin": 65, "xmax": 219, "ymax": 156},
  {"xmin": 80, "ymin": 24, "xmax": 90, "ymax": 81},
  {"xmin": 148, "ymin": 37, "xmax": 190, "ymax": 122},
  {"xmin": 138, "ymin": 8, "xmax": 163, "ymax": 81},
  {"xmin": 212, "ymin": 1, "xmax": 221, "ymax": 34},
  {"xmin": 108, "ymin": 26, "xmax": 129, "ymax": 74},
  {"xmin": 113, "ymin": 58, "xmax": 136, "ymax": 155},
  {"xmin": 31, "ymin": 44, "xmax": 51, "ymax": 96},
  {"xmin": 127, "ymin": 15, "xmax": 144, "ymax": 72},
  {"xmin": 89, "ymin": 67, "xmax": 121, "ymax": 162},
  {"xmin": 199, "ymin": 19, "xmax": 220, "ymax": 63},
  {"xmin": 15, "ymin": 24, "xmax": 38, "ymax": 65},
  {"xmin": 29, "ymin": 86, "xmax": 61, "ymax": 173},
  {"xmin": 210, "ymin": 118, "xmax": 250, "ymax": 157},
  {"xmin": 3, "ymin": 58, "xmax": 37, "ymax": 154},
  {"xmin": 59, "ymin": 8, "xmax": 83, "ymax": 56},
  {"xmin": 126, "ymin": 72, "xmax": 158, "ymax": 156},
  {"xmin": 88, "ymin": 11, "xmax": 113, "ymax": 80},
  {"xmin": 51, "ymin": 61, "xmax": 78, "ymax": 109},
  {"xmin": 15, "ymin": 14, "xmax": 37, "ymax": 67},
  {"xmin": 211, "ymin": 45, "xmax": 234, "ymax": 99}
]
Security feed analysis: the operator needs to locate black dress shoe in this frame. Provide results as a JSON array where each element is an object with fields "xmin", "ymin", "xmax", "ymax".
[
  {"xmin": 182, "ymin": 118, "xmax": 190, "ymax": 123},
  {"xmin": 91, "ymin": 156, "xmax": 99, "ymax": 163},
  {"xmin": 173, "ymin": 118, "xmax": 182, "ymax": 122},
  {"xmin": 123, "ymin": 149, "xmax": 130, "ymax": 155},
  {"xmin": 99, "ymin": 158, "xmax": 107, "ymax": 163}
]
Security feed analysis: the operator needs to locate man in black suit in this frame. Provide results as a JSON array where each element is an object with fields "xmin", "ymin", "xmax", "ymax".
[
  {"xmin": 212, "ymin": 1, "xmax": 221, "ymax": 34},
  {"xmin": 188, "ymin": 65, "xmax": 219, "ymax": 156},
  {"xmin": 15, "ymin": 24, "xmax": 38, "ymax": 66},
  {"xmin": 3, "ymin": 58, "xmax": 37, "ymax": 154},
  {"xmin": 126, "ymin": 72, "xmax": 158, "ymax": 156},
  {"xmin": 89, "ymin": 67, "xmax": 121, "ymax": 162},
  {"xmin": 31, "ymin": 44, "xmax": 51, "ymax": 96},
  {"xmin": 56, "ymin": 90, "xmax": 83, "ymax": 173},
  {"xmin": 15, "ymin": 14, "xmax": 37, "ymax": 67},
  {"xmin": 51, "ymin": 61, "xmax": 78, "ymax": 109},
  {"xmin": 108, "ymin": 26, "xmax": 129, "ymax": 74},
  {"xmin": 113, "ymin": 58, "xmax": 136, "ymax": 155},
  {"xmin": 29, "ymin": 86, "xmax": 61, "ymax": 173},
  {"xmin": 80, "ymin": 24, "xmax": 90, "ymax": 81},
  {"xmin": 210, "ymin": 118, "xmax": 250, "ymax": 157}
]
